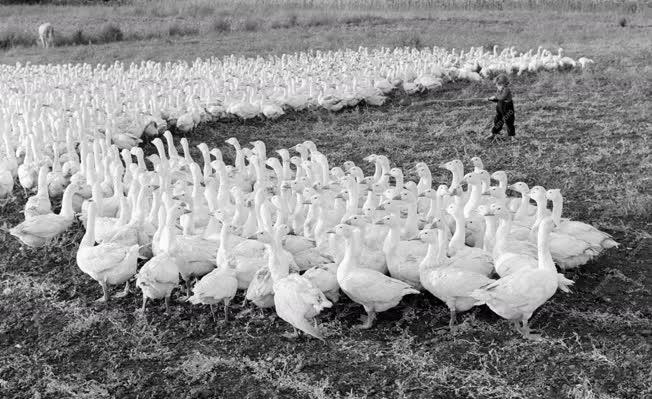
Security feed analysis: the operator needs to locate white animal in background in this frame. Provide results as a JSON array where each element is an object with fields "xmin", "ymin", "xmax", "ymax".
[{"xmin": 38, "ymin": 23, "xmax": 55, "ymax": 48}]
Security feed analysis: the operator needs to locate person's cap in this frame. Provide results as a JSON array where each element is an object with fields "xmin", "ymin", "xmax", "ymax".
[{"xmin": 494, "ymin": 74, "xmax": 509, "ymax": 85}]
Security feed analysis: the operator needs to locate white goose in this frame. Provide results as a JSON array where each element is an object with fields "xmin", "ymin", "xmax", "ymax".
[
  {"xmin": 76, "ymin": 201, "xmax": 139, "ymax": 302},
  {"xmin": 332, "ymin": 223, "xmax": 419, "ymax": 329},
  {"xmin": 471, "ymin": 217, "xmax": 562, "ymax": 340},
  {"xmin": 417, "ymin": 220, "xmax": 494, "ymax": 329}
]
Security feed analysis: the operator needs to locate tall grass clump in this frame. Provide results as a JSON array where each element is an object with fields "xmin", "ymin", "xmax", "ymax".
[
  {"xmin": 0, "ymin": 28, "xmax": 33, "ymax": 50},
  {"xmin": 242, "ymin": 17, "xmax": 261, "ymax": 31},
  {"xmin": 270, "ymin": 12, "xmax": 298, "ymax": 29},
  {"xmin": 55, "ymin": 28, "xmax": 88, "ymax": 46},
  {"xmin": 394, "ymin": 31, "xmax": 423, "ymax": 48},
  {"xmin": 168, "ymin": 22, "xmax": 200, "ymax": 37},
  {"xmin": 211, "ymin": 16, "xmax": 231, "ymax": 32},
  {"xmin": 97, "ymin": 23, "xmax": 124, "ymax": 43}
]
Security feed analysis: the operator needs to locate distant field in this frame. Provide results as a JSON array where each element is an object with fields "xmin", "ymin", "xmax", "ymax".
[
  {"xmin": 1, "ymin": 2, "xmax": 651, "ymax": 399},
  {"xmin": 0, "ymin": 0, "xmax": 646, "ymax": 51}
]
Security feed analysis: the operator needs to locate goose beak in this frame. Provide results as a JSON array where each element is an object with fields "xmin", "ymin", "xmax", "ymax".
[
  {"xmin": 325, "ymin": 229, "xmax": 335, "ymax": 234},
  {"xmin": 247, "ymin": 234, "xmax": 258, "ymax": 240},
  {"xmin": 376, "ymin": 204, "xmax": 385, "ymax": 211},
  {"xmin": 437, "ymin": 163, "xmax": 447, "ymax": 169}
]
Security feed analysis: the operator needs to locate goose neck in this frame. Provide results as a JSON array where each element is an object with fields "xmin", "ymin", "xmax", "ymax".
[
  {"xmin": 81, "ymin": 206, "xmax": 96, "ymax": 246},
  {"xmin": 383, "ymin": 223, "xmax": 401, "ymax": 253},
  {"xmin": 483, "ymin": 215, "xmax": 497, "ymax": 252},
  {"xmin": 514, "ymin": 192, "xmax": 530, "ymax": 220},
  {"xmin": 449, "ymin": 211, "xmax": 465, "ymax": 253},
  {"xmin": 551, "ymin": 198, "xmax": 563, "ymax": 226},
  {"xmin": 537, "ymin": 226, "xmax": 555, "ymax": 271},
  {"xmin": 419, "ymin": 241, "xmax": 439, "ymax": 271},
  {"xmin": 59, "ymin": 184, "xmax": 76, "ymax": 219}
]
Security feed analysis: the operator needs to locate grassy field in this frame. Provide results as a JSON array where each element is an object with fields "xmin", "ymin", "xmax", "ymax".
[
  {"xmin": 1, "ymin": 4, "xmax": 652, "ymax": 399},
  {"xmin": 0, "ymin": 0, "xmax": 645, "ymax": 50}
]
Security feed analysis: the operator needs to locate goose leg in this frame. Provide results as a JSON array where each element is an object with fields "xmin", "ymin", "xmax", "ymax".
[
  {"xmin": 209, "ymin": 304, "xmax": 217, "ymax": 323},
  {"xmin": 113, "ymin": 281, "xmax": 130, "ymax": 298},
  {"xmin": 176, "ymin": 279, "xmax": 191, "ymax": 302},
  {"xmin": 357, "ymin": 310, "xmax": 376, "ymax": 329},
  {"xmin": 96, "ymin": 281, "xmax": 109, "ymax": 303},
  {"xmin": 282, "ymin": 327, "xmax": 299, "ymax": 340},
  {"xmin": 448, "ymin": 307, "xmax": 457, "ymax": 330},
  {"xmin": 141, "ymin": 295, "xmax": 147, "ymax": 312},
  {"xmin": 511, "ymin": 320, "xmax": 520, "ymax": 335},
  {"xmin": 164, "ymin": 295, "xmax": 171, "ymax": 313},
  {"xmin": 223, "ymin": 299, "xmax": 230, "ymax": 322},
  {"xmin": 520, "ymin": 320, "xmax": 543, "ymax": 341}
]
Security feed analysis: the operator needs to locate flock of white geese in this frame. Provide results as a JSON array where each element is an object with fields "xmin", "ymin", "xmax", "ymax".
[
  {"xmin": 0, "ymin": 45, "xmax": 592, "ymax": 149},
  {"xmin": 3, "ymin": 133, "xmax": 617, "ymax": 340}
]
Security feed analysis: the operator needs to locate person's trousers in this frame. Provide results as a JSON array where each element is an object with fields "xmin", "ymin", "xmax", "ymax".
[{"xmin": 491, "ymin": 101, "xmax": 515, "ymax": 136}]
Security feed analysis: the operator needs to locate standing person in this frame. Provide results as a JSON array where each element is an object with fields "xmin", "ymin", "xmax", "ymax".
[{"xmin": 485, "ymin": 74, "xmax": 516, "ymax": 140}]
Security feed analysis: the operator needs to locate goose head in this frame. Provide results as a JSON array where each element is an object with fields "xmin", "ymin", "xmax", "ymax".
[
  {"xmin": 342, "ymin": 160, "xmax": 356, "ymax": 171},
  {"xmin": 342, "ymin": 214, "xmax": 371, "ymax": 227},
  {"xmin": 470, "ymin": 156, "xmax": 484, "ymax": 170},
  {"xmin": 291, "ymin": 143, "xmax": 308, "ymax": 158},
  {"xmin": 334, "ymin": 189, "xmax": 348, "ymax": 200},
  {"xmin": 490, "ymin": 171, "xmax": 508, "ymax": 186},
  {"xmin": 265, "ymin": 156, "xmax": 282, "ymax": 171},
  {"xmin": 438, "ymin": 159, "xmax": 463, "ymax": 174},
  {"xmin": 289, "ymin": 155, "xmax": 302, "ymax": 168},
  {"xmin": 327, "ymin": 223, "xmax": 353, "ymax": 238},
  {"xmin": 445, "ymin": 202, "xmax": 463, "ymax": 217},
  {"xmin": 250, "ymin": 140, "xmax": 266, "ymax": 158},
  {"xmin": 209, "ymin": 148, "xmax": 223, "ymax": 163},
  {"xmin": 225, "ymin": 137, "xmax": 241, "ymax": 149},
  {"xmin": 476, "ymin": 205, "xmax": 494, "ymax": 217},
  {"xmin": 347, "ymin": 166, "xmax": 364, "ymax": 182},
  {"xmin": 399, "ymin": 189, "xmax": 417, "ymax": 203},
  {"xmin": 248, "ymin": 229, "xmax": 272, "ymax": 242},
  {"xmin": 545, "ymin": 189, "xmax": 562, "ymax": 202},
  {"xmin": 361, "ymin": 176, "xmax": 375, "ymax": 187},
  {"xmin": 436, "ymin": 184, "xmax": 450, "ymax": 198},
  {"xmin": 330, "ymin": 167, "xmax": 345, "ymax": 181},
  {"xmin": 382, "ymin": 188, "xmax": 400, "ymax": 200},
  {"xmin": 488, "ymin": 186, "xmax": 506, "ymax": 200},
  {"xmin": 387, "ymin": 167, "xmax": 403, "ymax": 179},
  {"xmin": 489, "ymin": 203, "xmax": 510, "ymax": 219},
  {"xmin": 375, "ymin": 213, "xmax": 402, "ymax": 227},
  {"xmin": 528, "ymin": 186, "xmax": 547, "ymax": 203},
  {"xmin": 417, "ymin": 227, "xmax": 439, "ymax": 243},
  {"xmin": 418, "ymin": 188, "xmax": 436, "ymax": 199},
  {"xmin": 276, "ymin": 148, "xmax": 290, "ymax": 162},
  {"xmin": 507, "ymin": 181, "xmax": 529, "ymax": 195},
  {"xmin": 414, "ymin": 162, "xmax": 430, "ymax": 176}
]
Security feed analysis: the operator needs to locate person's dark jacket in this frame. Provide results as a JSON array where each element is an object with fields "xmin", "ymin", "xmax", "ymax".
[{"xmin": 490, "ymin": 86, "xmax": 513, "ymax": 114}]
